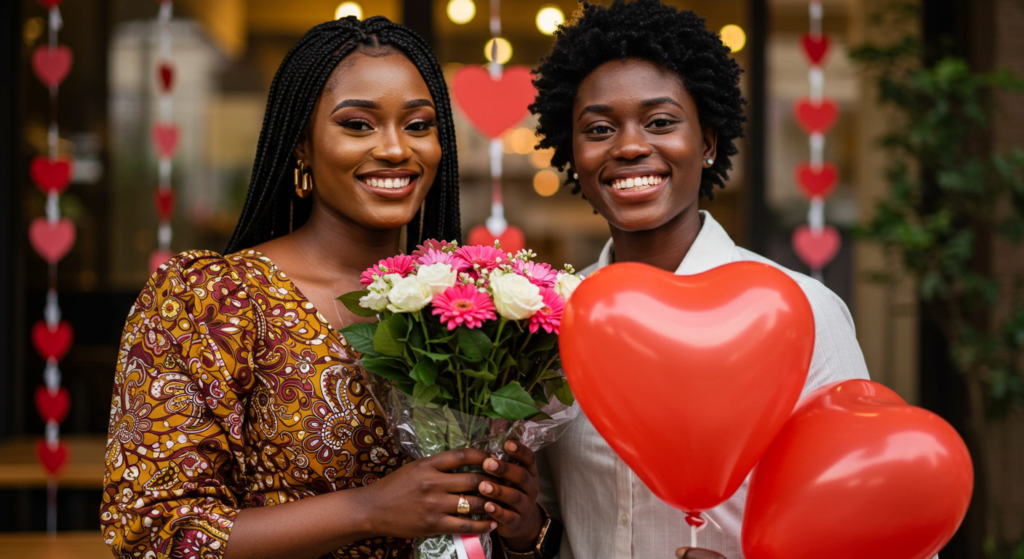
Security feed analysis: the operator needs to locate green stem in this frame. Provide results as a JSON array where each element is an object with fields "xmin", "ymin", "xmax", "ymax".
[
  {"xmin": 517, "ymin": 331, "xmax": 534, "ymax": 360},
  {"xmin": 489, "ymin": 319, "xmax": 508, "ymax": 362},
  {"xmin": 527, "ymin": 354, "xmax": 559, "ymax": 394}
]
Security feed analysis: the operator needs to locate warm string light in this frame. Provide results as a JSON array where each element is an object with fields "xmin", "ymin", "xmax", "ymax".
[
  {"xmin": 447, "ymin": 0, "xmax": 476, "ymax": 24},
  {"xmin": 720, "ymin": 24, "xmax": 746, "ymax": 53},
  {"xmin": 483, "ymin": 37, "xmax": 512, "ymax": 64},
  {"xmin": 535, "ymin": 5, "xmax": 564, "ymax": 35},
  {"xmin": 335, "ymin": 2, "xmax": 363, "ymax": 20}
]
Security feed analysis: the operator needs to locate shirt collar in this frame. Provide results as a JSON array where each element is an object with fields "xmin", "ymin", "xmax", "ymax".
[{"xmin": 591, "ymin": 210, "xmax": 736, "ymax": 276}]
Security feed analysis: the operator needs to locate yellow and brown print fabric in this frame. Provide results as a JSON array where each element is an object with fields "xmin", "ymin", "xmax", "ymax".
[{"xmin": 101, "ymin": 250, "xmax": 410, "ymax": 559}]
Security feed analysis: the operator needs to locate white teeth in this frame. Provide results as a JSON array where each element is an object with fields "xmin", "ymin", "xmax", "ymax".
[
  {"xmin": 384, "ymin": 178, "xmax": 394, "ymax": 188},
  {"xmin": 365, "ymin": 176, "xmax": 413, "ymax": 189},
  {"xmin": 610, "ymin": 175, "xmax": 664, "ymax": 190}
]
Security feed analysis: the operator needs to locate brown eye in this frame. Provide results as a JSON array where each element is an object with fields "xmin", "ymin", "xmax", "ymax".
[
  {"xmin": 342, "ymin": 119, "xmax": 373, "ymax": 131},
  {"xmin": 588, "ymin": 125, "xmax": 614, "ymax": 135}
]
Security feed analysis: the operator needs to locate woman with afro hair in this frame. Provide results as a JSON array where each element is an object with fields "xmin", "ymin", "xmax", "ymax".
[{"xmin": 531, "ymin": 2, "xmax": 871, "ymax": 558}]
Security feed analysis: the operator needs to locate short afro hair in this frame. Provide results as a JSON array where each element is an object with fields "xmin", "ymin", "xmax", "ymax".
[{"xmin": 530, "ymin": 0, "xmax": 747, "ymax": 199}]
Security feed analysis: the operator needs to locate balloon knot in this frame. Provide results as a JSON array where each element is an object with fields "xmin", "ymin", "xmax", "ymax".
[{"xmin": 684, "ymin": 512, "xmax": 706, "ymax": 528}]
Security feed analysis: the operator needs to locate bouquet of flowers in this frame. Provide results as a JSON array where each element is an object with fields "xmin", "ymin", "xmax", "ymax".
[{"xmin": 338, "ymin": 240, "xmax": 582, "ymax": 559}]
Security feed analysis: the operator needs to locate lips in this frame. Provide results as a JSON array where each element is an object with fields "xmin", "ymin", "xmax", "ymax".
[{"xmin": 357, "ymin": 170, "xmax": 420, "ymax": 199}]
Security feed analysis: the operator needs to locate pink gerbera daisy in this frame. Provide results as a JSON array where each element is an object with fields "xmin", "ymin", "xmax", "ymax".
[
  {"xmin": 359, "ymin": 254, "xmax": 415, "ymax": 286},
  {"xmin": 454, "ymin": 245, "xmax": 506, "ymax": 274},
  {"xmin": 513, "ymin": 260, "xmax": 559, "ymax": 289},
  {"xmin": 411, "ymin": 239, "xmax": 452, "ymax": 259},
  {"xmin": 432, "ymin": 284, "xmax": 497, "ymax": 330},
  {"xmin": 529, "ymin": 288, "xmax": 565, "ymax": 334},
  {"xmin": 416, "ymin": 248, "xmax": 470, "ymax": 272}
]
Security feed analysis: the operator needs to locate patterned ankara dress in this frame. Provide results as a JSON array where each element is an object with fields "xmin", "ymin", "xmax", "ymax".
[{"xmin": 100, "ymin": 250, "xmax": 412, "ymax": 559}]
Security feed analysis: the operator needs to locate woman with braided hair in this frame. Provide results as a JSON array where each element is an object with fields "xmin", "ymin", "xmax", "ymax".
[{"xmin": 101, "ymin": 16, "xmax": 547, "ymax": 559}]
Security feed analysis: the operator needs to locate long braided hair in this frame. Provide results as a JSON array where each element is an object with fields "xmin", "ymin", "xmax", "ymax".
[{"xmin": 225, "ymin": 16, "xmax": 461, "ymax": 254}]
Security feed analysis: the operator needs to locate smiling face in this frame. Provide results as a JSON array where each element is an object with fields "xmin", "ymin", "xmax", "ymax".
[
  {"xmin": 571, "ymin": 58, "xmax": 716, "ymax": 233},
  {"xmin": 296, "ymin": 49, "xmax": 441, "ymax": 231}
]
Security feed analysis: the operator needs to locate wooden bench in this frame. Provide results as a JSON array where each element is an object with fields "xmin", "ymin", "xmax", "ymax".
[{"xmin": 0, "ymin": 435, "xmax": 107, "ymax": 489}]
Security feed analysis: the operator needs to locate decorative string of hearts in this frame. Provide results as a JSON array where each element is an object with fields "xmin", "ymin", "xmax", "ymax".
[
  {"xmin": 452, "ymin": 65, "xmax": 535, "ymax": 139},
  {"xmin": 35, "ymin": 386, "xmax": 71, "ymax": 424},
  {"xmin": 157, "ymin": 63, "xmax": 175, "ymax": 92},
  {"xmin": 35, "ymin": 440, "xmax": 69, "ymax": 475},
  {"xmin": 29, "ymin": 217, "xmax": 76, "ymax": 264},
  {"xmin": 793, "ymin": 225, "xmax": 841, "ymax": 270},
  {"xmin": 151, "ymin": 5, "xmax": 178, "ymax": 274},
  {"xmin": 801, "ymin": 33, "xmax": 830, "ymax": 65},
  {"xmin": 32, "ymin": 45, "xmax": 73, "ymax": 89},
  {"xmin": 795, "ymin": 162, "xmax": 838, "ymax": 199},
  {"xmin": 152, "ymin": 123, "xmax": 180, "ymax": 158},
  {"xmin": 793, "ymin": 98, "xmax": 838, "ymax": 135},
  {"xmin": 468, "ymin": 223, "xmax": 525, "ymax": 255},
  {"xmin": 155, "ymin": 189, "xmax": 176, "ymax": 220},
  {"xmin": 36, "ymin": 0, "xmax": 65, "ymax": 8},
  {"xmin": 31, "ymin": 319, "xmax": 75, "ymax": 362},
  {"xmin": 30, "ymin": 156, "xmax": 73, "ymax": 194}
]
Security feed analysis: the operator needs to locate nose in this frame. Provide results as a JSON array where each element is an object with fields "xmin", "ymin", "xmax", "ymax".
[
  {"xmin": 609, "ymin": 124, "xmax": 653, "ymax": 161},
  {"xmin": 371, "ymin": 125, "xmax": 413, "ymax": 164}
]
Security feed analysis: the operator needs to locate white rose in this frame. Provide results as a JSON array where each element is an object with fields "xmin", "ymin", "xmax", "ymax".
[
  {"xmin": 555, "ymin": 272, "xmax": 584, "ymax": 300},
  {"xmin": 490, "ymin": 272, "xmax": 545, "ymax": 320},
  {"xmin": 359, "ymin": 277, "xmax": 390, "ymax": 312},
  {"xmin": 387, "ymin": 274, "xmax": 433, "ymax": 313},
  {"xmin": 416, "ymin": 263, "xmax": 458, "ymax": 296}
]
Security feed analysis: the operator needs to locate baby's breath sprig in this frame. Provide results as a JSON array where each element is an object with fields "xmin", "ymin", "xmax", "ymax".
[
  {"xmin": 563, "ymin": 264, "xmax": 577, "ymax": 274},
  {"xmin": 441, "ymin": 241, "xmax": 459, "ymax": 254},
  {"xmin": 513, "ymin": 249, "xmax": 537, "ymax": 262}
]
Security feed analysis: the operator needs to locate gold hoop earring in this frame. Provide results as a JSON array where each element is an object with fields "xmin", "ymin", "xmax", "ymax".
[{"xmin": 295, "ymin": 159, "xmax": 313, "ymax": 198}]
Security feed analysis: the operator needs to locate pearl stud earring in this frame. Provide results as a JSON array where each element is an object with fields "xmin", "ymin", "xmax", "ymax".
[
  {"xmin": 705, "ymin": 158, "xmax": 714, "ymax": 165},
  {"xmin": 572, "ymin": 172, "xmax": 578, "ymax": 179}
]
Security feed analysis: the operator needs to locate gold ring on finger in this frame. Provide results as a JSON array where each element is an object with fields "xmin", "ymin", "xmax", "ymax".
[{"xmin": 457, "ymin": 495, "xmax": 471, "ymax": 515}]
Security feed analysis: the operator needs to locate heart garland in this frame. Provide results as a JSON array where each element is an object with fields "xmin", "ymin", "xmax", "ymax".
[
  {"xmin": 452, "ymin": 65, "xmax": 536, "ymax": 140},
  {"xmin": 35, "ymin": 439, "xmax": 69, "ymax": 475},
  {"xmin": 801, "ymin": 33, "xmax": 830, "ymax": 65},
  {"xmin": 793, "ymin": 225, "xmax": 841, "ymax": 270},
  {"xmin": 795, "ymin": 162, "xmax": 838, "ymax": 199},
  {"xmin": 35, "ymin": 386, "xmax": 71, "ymax": 424},
  {"xmin": 151, "ymin": 2, "xmax": 178, "ymax": 274},
  {"xmin": 468, "ymin": 223, "xmax": 525, "ymax": 255},
  {"xmin": 29, "ymin": 217, "xmax": 76, "ymax": 264},
  {"xmin": 31, "ymin": 320, "xmax": 75, "ymax": 362},
  {"xmin": 152, "ymin": 123, "xmax": 180, "ymax": 158},
  {"xmin": 32, "ymin": 45, "xmax": 73, "ymax": 89},
  {"xmin": 157, "ymin": 62, "xmax": 175, "ymax": 92},
  {"xmin": 793, "ymin": 98, "xmax": 838, "ymax": 136},
  {"xmin": 30, "ymin": 156, "xmax": 73, "ymax": 194}
]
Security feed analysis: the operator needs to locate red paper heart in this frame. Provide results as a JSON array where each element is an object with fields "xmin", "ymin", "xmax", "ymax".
[
  {"xmin": 801, "ymin": 33, "xmax": 830, "ymax": 65},
  {"xmin": 157, "ymin": 63, "xmax": 175, "ymax": 92},
  {"xmin": 795, "ymin": 162, "xmax": 838, "ymax": 199},
  {"xmin": 743, "ymin": 380, "xmax": 973, "ymax": 559},
  {"xmin": 792, "ymin": 225, "xmax": 840, "ymax": 270},
  {"xmin": 36, "ymin": 0, "xmax": 64, "ymax": 8},
  {"xmin": 32, "ymin": 319, "xmax": 74, "ymax": 361},
  {"xmin": 561, "ymin": 261, "xmax": 814, "ymax": 512},
  {"xmin": 794, "ymin": 98, "xmax": 839, "ymax": 135},
  {"xmin": 29, "ymin": 217, "xmax": 76, "ymax": 264},
  {"xmin": 30, "ymin": 156, "xmax": 73, "ymax": 194},
  {"xmin": 452, "ymin": 66, "xmax": 536, "ymax": 139},
  {"xmin": 152, "ymin": 123, "xmax": 180, "ymax": 158},
  {"xmin": 35, "ymin": 385, "xmax": 70, "ymax": 424},
  {"xmin": 32, "ymin": 45, "xmax": 73, "ymax": 89},
  {"xmin": 149, "ymin": 249, "xmax": 174, "ymax": 274},
  {"xmin": 155, "ymin": 190, "xmax": 176, "ymax": 220},
  {"xmin": 35, "ymin": 440, "xmax": 69, "ymax": 475},
  {"xmin": 468, "ymin": 224, "xmax": 525, "ymax": 255}
]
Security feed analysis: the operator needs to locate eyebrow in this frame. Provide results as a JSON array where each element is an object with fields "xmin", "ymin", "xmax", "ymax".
[
  {"xmin": 332, "ymin": 98, "xmax": 435, "ymax": 114},
  {"xmin": 577, "ymin": 97, "xmax": 683, "ymax": 121}
]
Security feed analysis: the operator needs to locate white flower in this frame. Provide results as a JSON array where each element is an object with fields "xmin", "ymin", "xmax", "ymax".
[
  {"xmin": 416, "ymin": 263, "xmax": 458, "ymax": 296},
  {"xmin": 387, "ymin": 274, "xmax": 433, "ymax": 313},
  {"xmin": 489, "ymin": 272, "xmax": 544, "ymax": 320},
  {"xmin": 359, "ymin": 277, "xmax": 390, "ymax": 312},
  {"xmin": 555, "ymin": 272, "xmax": 584, "ymax": 300}
]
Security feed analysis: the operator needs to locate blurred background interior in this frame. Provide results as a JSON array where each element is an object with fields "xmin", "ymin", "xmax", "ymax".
[{"xmin": 0, "ymin": 0, "xmax": 1022, "ymax": 558}]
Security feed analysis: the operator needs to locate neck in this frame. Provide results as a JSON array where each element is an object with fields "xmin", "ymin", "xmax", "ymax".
[
  {"xmin": 609, "ymin": 206, "xmax": 702, "ymax": 272},
  {"xmin": 286, "ymin": 202, "xmax": 403, "ymax": 279}
]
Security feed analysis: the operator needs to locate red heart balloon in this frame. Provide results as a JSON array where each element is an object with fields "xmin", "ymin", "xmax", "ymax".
[
  {"xmin": 155, "ymin": 189, "xmax": 176, "ymax": 220},
  {"xmin": 32, "ymin": 45, "xmax": 73, "ymax": 89},
  {"xmin": 801, "ymin": 33, "xmax": 830, "ymax": 65},
  {"xmin": 452, "ymin": 65, "xmax": 535, "ymax": 139},
  {"xmin": 149, "ymin": 249, "xmax": 174, "ymax": 274},
  {"xmin": 795, "ymin": 162, "xmax": 838, "ymax": 199},
  {"xmin": 743, "ymin": 379, "xmax": 973, "ymax": 559},
  {"xmin": 35, "ymin": 385, "xmax": 70, "ymax": 424},
  {"xmin": 468, "ymin": 224, "xmax": 525, "ymax": 255},
  {"xmin": 32, "ymin": 319, "xmax": 74, "ymax": 361},
  {"xmin": 792, "ymin": 225, "xmax": 840, "ymax": 270},
  {"xmin": 35, "ymin": 440, "xmax": 69, "ymax": 475},
  {"xmin": 560, "ymin": 261, "xmax": 814, "ymax": 512},
  {"xmin": 157, "ymin": 62, "xmax": 175, "ymax": 92},
  {"xmin": 793, "ymin": 98, "xmax": 839, "ymax": 135},
  {"xmin": 29, "ymin": 217, "xmax": 76, "ymax": 264},
  {"xmin": 152, "ymin": 123, "xmax": 180, "ymax": 158},
  {"xmin": 30, "ymin": 156, "xmax": 73, "ymax": 194},
  {"xmin": 36, "ymin": 0, "xmax": 64, "ymax": 8}
]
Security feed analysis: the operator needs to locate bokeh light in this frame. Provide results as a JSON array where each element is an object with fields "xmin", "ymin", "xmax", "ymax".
[
  {"xmin": 720, "ymin": 24, "xmax": 746, "ymax": 53},
  {"xmin": 484, "ymin": 37, "xmax": 513, "ymax": 64},
  {"xmin": 535, "ymin": 6, "xmax": 565, "ymax": 36},
  {"xmin": 510, "ymin": 128, "xmax": 536, "ymax": 155},
  {"xmin": 447, "ymin": 0, "xmax": 476, "ymax": 24},
  {"xmin": 335, "ymin": 2, "xmax": 363, "ymax": 20},
  {"xmin": 533, "ymin": 170, "xmax": 560, "ymax": 197},
  {"xmin": 529, "ymin": 148, "xmax": 554, "ymax": 169}
]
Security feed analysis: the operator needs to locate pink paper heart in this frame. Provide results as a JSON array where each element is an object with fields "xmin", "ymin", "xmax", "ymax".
[
  {"xmin": 30, "ymin": 156, "xmax": 73, "ymax": 194},
  {"xmin": 29, "ymin": 217, "xmax": 76, "ymax": 264},
  {"xmin": 452, "ymin": 66, "xmax": 536, "ymax": 139},
  {"xmin": 793, "ymin": 225, "xmax": 841, "ymax": 270},
  {"xmin": 157, "ymin": 63, "xmax": 175, "ymax": 92},
  {"xmin": 152, "ymin": 123, "xmax": 180, "ymax": 158},
  {"xmin": 149, "ymin": 249, "xmax": 174, "ymax": 274},
  {"xmin": 801, "ymin": 33, "xmax": 830, "ymax": 65},
  {"xmin": 32, "ymin": 45, "xmax": 73, "ymax": 89}
]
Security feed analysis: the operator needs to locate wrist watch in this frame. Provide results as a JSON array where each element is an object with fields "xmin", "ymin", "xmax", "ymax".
[{"xmin": 499, "ymin": 503, "xmax": 563, "ymax": 559}]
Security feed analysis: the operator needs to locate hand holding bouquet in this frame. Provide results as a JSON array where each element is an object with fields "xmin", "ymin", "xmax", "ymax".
[{"xmin": 338, "ymin": 240, "xmax": 582, "ymax": 559}]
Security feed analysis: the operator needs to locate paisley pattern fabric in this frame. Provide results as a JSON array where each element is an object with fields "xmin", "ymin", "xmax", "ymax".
[{"xmin": 100, "ymin": 250, "xmax": 411, "ymax": 559}]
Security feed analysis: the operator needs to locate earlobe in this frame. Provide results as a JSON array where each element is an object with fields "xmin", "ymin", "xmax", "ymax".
[{"xmin": 702, "ymin": 129, "xmax": 718, "ymax": 168}]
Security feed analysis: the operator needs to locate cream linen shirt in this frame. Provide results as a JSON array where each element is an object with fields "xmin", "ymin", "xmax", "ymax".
[{"xmin": 538, "ymin": 211, "xmax": 873, "ymax": 559}]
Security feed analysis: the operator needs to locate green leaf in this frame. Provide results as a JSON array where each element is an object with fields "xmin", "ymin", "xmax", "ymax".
[
  {"xmin": 395, "ymin": 381, "xmax": 415, "ymax": 396},
  {"xmin": 339, "ymin": 322, "xmax": 378, "ymax": 356},
  {"xmin": 412, "ymin": 347, "xmax": 454, "ymax": 362},
  {"xmin": 410, "ymin": 360, "xmax": 439, "ymax": 386},
  {"xmin": 373, "ymin": 315, "xmax": 406, "ymax": 357},
  {"xmin": 407, "ymin": 324, "xmax": 426, "ymax": 351},
  {"xmin": 555, "ymin": 380, "xmax": 575, "ymax": 406},
  {"xmin": 457, "ymin": 327, "xmax": 492, "ymax": 362},
  {"xmin": 526, "ymin": 333, "xmax": 558, "ymax": 355},
  {"xmin": 461, "ymin": 368, "xmax": 498, "ymax": 381},
  {"xmin": 491, "ymin": 382, "xmax": 539, "ymax": 420},
  {"xmin": 337, "ymin": 290, "xmax": 379, "ymax": 318},
  {"xmin": 413, "ymin": 382, "xmax": 441, "ymax": 406},
  {"xmin": 361, "ymin": 357, "xmax": 408, "ymax": 381}
]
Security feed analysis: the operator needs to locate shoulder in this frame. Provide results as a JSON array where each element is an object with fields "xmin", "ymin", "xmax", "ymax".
[{"xmin": 136, "ymin": 250, "xmax": 276, "ymax": 319}]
